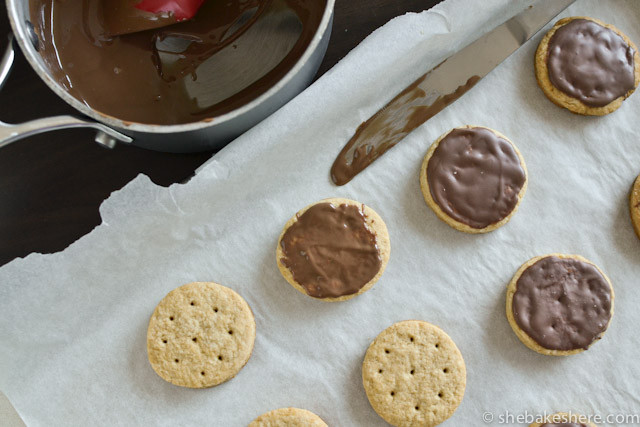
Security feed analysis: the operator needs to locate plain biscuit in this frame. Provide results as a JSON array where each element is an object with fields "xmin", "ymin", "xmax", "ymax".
[
  {"xmin": 249, "ymin": 408, "xmax": 328, "ymax": 427},
  {"xmin": 362, "ymin": 320, "xmax": 466, "ymax": 427},
  {"xmin": 420, "ymin": 126, "xmax": 528, "ymax": 234},
  {"xmin": 147, "ymin": 281, "xmax": 256, "ymax": 388}
]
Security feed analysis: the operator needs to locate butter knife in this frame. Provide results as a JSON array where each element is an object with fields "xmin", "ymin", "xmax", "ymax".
[{"xmin": 331, "ymin": 0, "xmax": 576, "ymax": 186}]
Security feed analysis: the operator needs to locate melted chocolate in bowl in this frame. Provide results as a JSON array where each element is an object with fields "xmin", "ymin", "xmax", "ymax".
[{"xmin": 29, "ymin": 0, "xmax": 325, "ymax": 125}]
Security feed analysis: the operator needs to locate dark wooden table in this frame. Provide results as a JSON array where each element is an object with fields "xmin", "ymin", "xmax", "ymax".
[{"xmin": 0, "ymin": 1, "xmax": 442, "ymax": 266}]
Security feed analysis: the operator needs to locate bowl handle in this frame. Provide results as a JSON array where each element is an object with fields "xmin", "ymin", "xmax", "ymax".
[{"xmin": 0, "ymin": 34, "xmax": 133, "ymax": 149}]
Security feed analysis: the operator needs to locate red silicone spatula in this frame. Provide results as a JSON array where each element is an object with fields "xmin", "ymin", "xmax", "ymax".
[{"xmin": 103, "ymin": 0, "xmax": 205, "ymax": 37}]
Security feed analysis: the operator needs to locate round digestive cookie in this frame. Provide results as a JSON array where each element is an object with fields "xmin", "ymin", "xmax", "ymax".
[
  {"xmin": 535, "ymin": 16, "xmax": 640, "ymax": 115},
  {"xmin": 276, "ymin": 198, "xmax": 390, "ymax": 302},
  {"xmin": 529, "ymin": 412, "xmax": 598, "ymax": 427},
  {"xmin": 506, "ymin": 254, "xmax": 614, "ymax": 356},
  {"xmin": 147, "ymin": 281, "xmax": 256, "ymax": 388},
  {"xmin": 362, "ymin": 321, "xmax": 466, "ymax": 427},
  {"xmin": 249, "ymin": 408, "xmax": 328, "ymax": 427},
  {"xmin": 420, "ymin": 126, "xmax": 528, "ymax": 233},
  {"xmin": 630, "ymin": 173, "xmax": 640, "ymax": 240}
]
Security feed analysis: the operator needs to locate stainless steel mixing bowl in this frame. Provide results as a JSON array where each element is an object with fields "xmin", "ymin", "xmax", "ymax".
[{"xmin": 2, "ymin": 0, "xmax": 334, "ymax": 152}]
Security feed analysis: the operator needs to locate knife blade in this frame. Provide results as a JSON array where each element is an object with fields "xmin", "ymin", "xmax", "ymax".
[{"xmin": 330, "ymin": 0, "xmax": 576, "ymax": 186}]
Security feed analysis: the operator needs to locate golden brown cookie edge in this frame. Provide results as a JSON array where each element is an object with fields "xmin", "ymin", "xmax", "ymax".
[
  {"xmin": 630, "ymin": 173, "xmax": 640, "ymax": 240},
  {"xmin": 249, "ymin": 407, "xmax": 328, "ymax": 427}
]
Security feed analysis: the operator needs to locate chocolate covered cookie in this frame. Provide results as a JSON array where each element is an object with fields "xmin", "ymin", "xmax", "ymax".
[
  {"xmin": 420, "ymin": 126, "xmax": 527, "ymax": 233},
  {"xmin": 506, "ymin": 254, "xmax": 614, "ymax": 356},
  {"xmin": 535, "ymin": 17, "xmax": 640, "ymax": 115},
  {"xmin": 276, "ymin": 198, "xmax": 390, "ymax": 302}
]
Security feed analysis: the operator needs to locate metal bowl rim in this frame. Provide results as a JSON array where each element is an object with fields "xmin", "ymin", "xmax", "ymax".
[{"xmin": 7, "ymin": 0, "xmax": 335, "ymax": 134}]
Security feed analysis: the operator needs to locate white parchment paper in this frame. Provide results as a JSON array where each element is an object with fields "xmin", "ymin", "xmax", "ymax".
[{"xmin": 2, "ymin": 0, "xmax": 640, "ymax": 425}]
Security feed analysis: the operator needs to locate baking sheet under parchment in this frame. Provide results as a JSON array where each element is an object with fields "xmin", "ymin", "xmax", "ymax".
[{"xmin": 2, "ymin": 0, "xmax": 640, "ymax": 425}]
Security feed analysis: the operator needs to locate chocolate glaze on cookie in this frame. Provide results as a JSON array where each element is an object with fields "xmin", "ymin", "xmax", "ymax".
[
  {"xmin": 547, "ymin": 19, "xmax": 636, "ymax": 108},
  {"xmin": 280, "ymin": 203, "xmax": 381, "ymax": 298},
  {"xmin": 513, "ymin": 256, "xmax": 612, "ymax": 351},
  {"xmin": 426, "ymin": 127, "xmax": 526, "ymax": 229}
]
